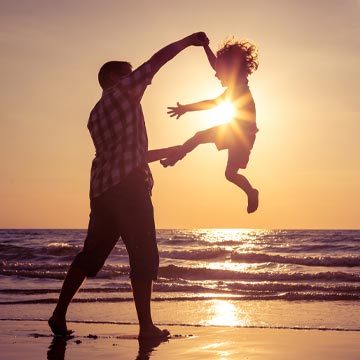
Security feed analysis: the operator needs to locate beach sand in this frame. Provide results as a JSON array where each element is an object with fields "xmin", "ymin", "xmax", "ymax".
[{"xmin": 1, "ymin": 320, "xmax": 359, "ymax": 360}]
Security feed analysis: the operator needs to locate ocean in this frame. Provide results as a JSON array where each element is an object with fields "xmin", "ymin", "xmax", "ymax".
[{"xmin": 1, "ymin": 229, "xmax": 359, "ymax": 331}]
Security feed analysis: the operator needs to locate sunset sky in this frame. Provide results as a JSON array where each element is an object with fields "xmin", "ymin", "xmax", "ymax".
[{"xmin": 0, "ymin": 0, "xmax": 359, "ymax": 229}]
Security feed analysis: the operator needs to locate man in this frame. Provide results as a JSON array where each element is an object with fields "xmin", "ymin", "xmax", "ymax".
[{"xmin": 48, "ymin": 32, "xmax": 208, "ymax": 339}]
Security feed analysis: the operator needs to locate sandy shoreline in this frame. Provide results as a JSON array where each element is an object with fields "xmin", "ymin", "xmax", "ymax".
[{"xmin": 1, "ymin": 320, "xmax": 359, "ymax": 359}]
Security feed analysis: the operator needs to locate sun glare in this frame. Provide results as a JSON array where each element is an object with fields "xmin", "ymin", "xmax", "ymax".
[
  {"xmin": 208, "ymin": 100, "xmax": 235, "ymax": 126},
  {"xmin": 205, "ymin": 300, "xmax": 250, "ymax": 327}
]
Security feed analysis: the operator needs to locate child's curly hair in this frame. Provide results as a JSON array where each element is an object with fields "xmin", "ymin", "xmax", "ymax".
[{"xmin": 216, "ymin": 38, "xmax": 259, "ymax": 76}]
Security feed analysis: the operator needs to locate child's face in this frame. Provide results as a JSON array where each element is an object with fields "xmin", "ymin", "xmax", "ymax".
[
  {"xmin": 215, "ymin": 58, "xmax": 230, "ymax": 86},
  {"xmin": 215, "ymin": 57, "xmax": 245, "ymax": 86}
]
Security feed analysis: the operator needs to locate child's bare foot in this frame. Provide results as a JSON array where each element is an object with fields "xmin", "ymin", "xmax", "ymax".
[
  {"xmin": 138, "ymin": 324, "xmax": 170, "ymax": 340},
  {"xmin": 247, "ymin": 189, "xmax": 259, "ymax": 214}
]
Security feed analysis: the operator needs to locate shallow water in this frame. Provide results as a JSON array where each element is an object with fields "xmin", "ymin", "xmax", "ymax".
[{"xmin": 0, "ymin": 229, "xmax": 359, "ymax": 330}]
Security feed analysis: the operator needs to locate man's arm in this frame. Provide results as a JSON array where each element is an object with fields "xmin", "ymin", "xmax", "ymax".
[
  {"xmin": 147, "ymin": 146, "xmax": 182, "ymax": 163},
  {"xmin": 148, "ymin": 32, "xmax": 208, "ymax": 75},
  {"xmin": 127, "ymin": 32, "xmax": 208, "ymax": 100},
  {"xmin": 203, "ymin": 44, "xmax": 217, "ymax": 71}
]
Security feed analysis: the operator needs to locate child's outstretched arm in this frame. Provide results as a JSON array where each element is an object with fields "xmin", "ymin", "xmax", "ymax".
[
  {"xmin": 166, "ymin": 42, "xmax": 220, "ymax": 119},
  {"xmin": 167, "ymin": 97, "xmax": 222, "ymax": 119},
  {"xmin": 203, "ymin": 44, "xmax": 217, "ymax": 71}
]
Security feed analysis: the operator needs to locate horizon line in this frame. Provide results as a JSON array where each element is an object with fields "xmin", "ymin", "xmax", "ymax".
[{"xmin": 0, "ymin": 227, "xmax": 359, "ymax": 231}]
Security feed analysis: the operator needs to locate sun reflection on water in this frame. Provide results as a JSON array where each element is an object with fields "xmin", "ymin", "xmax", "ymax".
[
  {"xmin": 193, "ymin": 228, "xmax": 266, "ymax": 243},
  {"xmin": 204, "ymin": 300, "xmax": 249, "ymax": 327},
  {"xmin": 207, "ymin": 261, "xmax": 255, "ymax": 272}
]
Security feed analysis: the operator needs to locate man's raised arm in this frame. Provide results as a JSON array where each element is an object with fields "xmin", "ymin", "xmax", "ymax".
[{"xmin": 148, "ymin": 32, "xmax": 208, "ymax": 75}]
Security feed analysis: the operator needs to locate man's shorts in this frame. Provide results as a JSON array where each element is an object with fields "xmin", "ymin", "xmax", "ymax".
[{"xmin": 70, "ymin": 169, "xmax": 159, "ymax": 280}]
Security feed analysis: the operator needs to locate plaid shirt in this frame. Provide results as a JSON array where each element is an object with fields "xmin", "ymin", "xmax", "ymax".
[{"xmin": 88, "ymin": 62, "xmax": 154, "ymax": 198}]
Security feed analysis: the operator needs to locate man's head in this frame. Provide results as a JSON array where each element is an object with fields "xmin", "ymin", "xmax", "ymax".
[
  {"xmin": 98, "ymin": 61, "xmax": 133, "ymax": 90},
  {"xmin": 215, "ymin": 39, "xmax": 259, "ymax": 86}
]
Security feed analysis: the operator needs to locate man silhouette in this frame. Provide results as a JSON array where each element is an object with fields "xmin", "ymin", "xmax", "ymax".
[{"xmin": 48, "ymin": 32, "xmax": 208, "ymax": 339}]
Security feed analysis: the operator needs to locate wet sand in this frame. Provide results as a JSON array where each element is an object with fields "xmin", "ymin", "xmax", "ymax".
[{"xmin": 1, "ymin": 320, "xmax": 360, "ymax": 359}]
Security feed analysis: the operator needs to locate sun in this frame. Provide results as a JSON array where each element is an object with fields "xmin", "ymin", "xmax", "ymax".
[{"xmin": 208, "ymin": 100, "xmax": 235, "ymax": 126}]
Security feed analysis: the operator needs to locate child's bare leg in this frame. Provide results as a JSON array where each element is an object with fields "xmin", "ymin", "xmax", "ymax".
[
  {"xmin": 225, "ymin": 165, "xmax": 259, "ymax": 213},
  {"xmin": 161, "ymin": 129, "xmax": 214, "ymax": 167}
]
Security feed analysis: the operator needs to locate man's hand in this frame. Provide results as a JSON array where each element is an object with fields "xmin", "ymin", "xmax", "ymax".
[
  {"xmin": 160, "ymin": 145, "xmax": 187, "ymax": 168},
  {"xmin": 167, "ymin": 102, "xmax": 187, "ymax": 119},
  {"xmin": 187, "ymin": 32, "xmax": 209, "ymax": 47},
  {"xmin": 147, "ymin": 145, "xmax": 183, "ymax": 163}
]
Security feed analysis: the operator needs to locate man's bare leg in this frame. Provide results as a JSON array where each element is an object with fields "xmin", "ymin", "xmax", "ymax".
[
  {"xmin": 49, "ymin": 266, "xmax": 86, "ymax": 335},
  {"xmin": 131, "ymin": 277, "xmax": 169, "ymax": 339}
]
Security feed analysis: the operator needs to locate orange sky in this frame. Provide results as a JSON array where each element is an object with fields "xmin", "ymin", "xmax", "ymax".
[{"xmin": 0, "ymin": 0, "xmax": 359, "ymax": 229}]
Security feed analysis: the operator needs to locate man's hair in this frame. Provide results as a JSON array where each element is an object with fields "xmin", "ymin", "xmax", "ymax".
[
  {"xmin": 98, "ymin": 61, "xmax": 132, "ymax": 89},
  {"xmin": 216, "ymin": 38, "xmax": 259, "ymax": 76}
]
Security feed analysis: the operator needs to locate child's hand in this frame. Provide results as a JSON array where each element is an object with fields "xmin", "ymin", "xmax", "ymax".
[{"xmin": 167, "ymin": 102, "xmax": 187, "ymax": 119}]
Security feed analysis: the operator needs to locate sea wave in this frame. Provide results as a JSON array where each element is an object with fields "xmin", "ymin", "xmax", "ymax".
[
  {"xmin": 1, "ymin": 262, "xmax": 360, "ymax": 283},
  {"xmin": 3, "ymin": 241, "xmax": 359, "ymax": 268},
  {"xmin": 161, "ymin": 248, "xmax": 229, "ymax": 261},
  {"xmin": 231, "ymin": 252, "xmax": 360, "ymax": 267},
  {"xmin": 157, "ymin": 265, "xmax": 360, "ymax": 282},
  {"xmin": 1, "ymin": 292, "xmax": 360, "ymax": 305},
  {"xmin": 0, "ymin": 243, "xmax": 129, "ymax": 261},
  {"xmin": 1, "ymin": 281, "xmax": 359, "ymax": 296}
]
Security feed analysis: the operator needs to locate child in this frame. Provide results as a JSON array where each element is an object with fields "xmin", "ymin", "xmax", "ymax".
[{"xmin": 161, "ymin": 38, "xmax": 259, "ymax": 213}]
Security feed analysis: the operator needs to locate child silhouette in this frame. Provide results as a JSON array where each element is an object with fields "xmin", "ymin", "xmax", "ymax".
[{"xmin": 161, "ymin": 38, "xmax": 260, "ymax": 213}]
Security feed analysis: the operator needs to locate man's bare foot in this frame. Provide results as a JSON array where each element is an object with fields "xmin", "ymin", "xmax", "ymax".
[
  {"xmin": 138, "ymin": 324, "xmax": 170, "ymax": 340},
  {"xmin": 247, "ymin": 188, "xmax": 259, "ymax": 214},
  {"xmin": 48, "ymin": 315, "xmax": 74, "ymax": 337}
]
